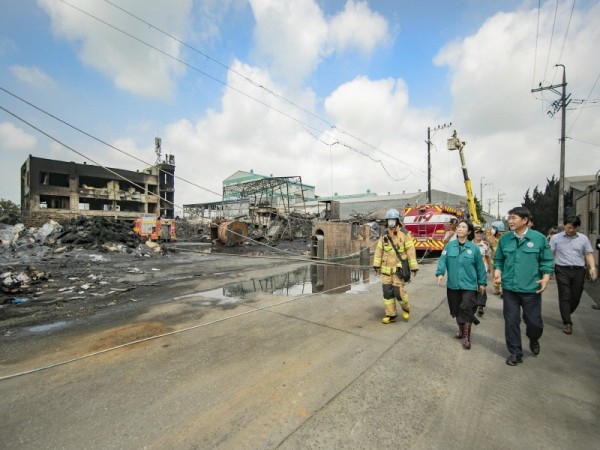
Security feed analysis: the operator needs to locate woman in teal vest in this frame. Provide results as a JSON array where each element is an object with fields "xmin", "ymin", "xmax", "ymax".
[{"xmin": 436, "ymin": 220, "xmax": 487, "ymax": 349}]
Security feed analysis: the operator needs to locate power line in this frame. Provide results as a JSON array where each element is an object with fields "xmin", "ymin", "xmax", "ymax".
[
  {"xmin": 0, "ymin": 104, "xmax": 182, "ymax": 210},
  {"xmin": 531, "ymin": 0, "xmax": 542, "ymax": 89},
  {"xmin": 0, "ymin": 86, "xmax": 221, "ymax": 198},
  {"xmin": 555, "ymin": 0, "xmax": 576, "ymax": 65},
  {"xmin": 567, "ymin": 70, "xmax": 600, "ymax": 133},
  {"xmin": 543, "ymin": 0, "xmax": 560, "ymax": 82},
  {"xmin": 59, "ymin": 0, "xmax": 412, "ymax": 181}
]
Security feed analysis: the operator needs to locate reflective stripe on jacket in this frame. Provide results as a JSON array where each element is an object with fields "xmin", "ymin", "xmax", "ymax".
[{"xmin": 372, "ymin": 227, "xmax": 418, "ymax": 274}]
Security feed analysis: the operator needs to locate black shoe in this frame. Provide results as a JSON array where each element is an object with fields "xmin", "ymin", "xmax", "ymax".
[
  {"xmin": 477, "ymin": 307, "xmax": 484, "ymax": 317},
  {"xmin": 506, "ymin": 354, "xmax": 523, "ymax": 366},
  {"xmin": 530, "ymin": 339, "xmax": 540, "ymax": 356}
]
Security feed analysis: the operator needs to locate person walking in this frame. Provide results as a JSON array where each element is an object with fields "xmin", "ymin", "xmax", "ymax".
[
  {"xmin": 493, "ymin": 207, "xmax": 554, "ymax": 366},
  {"xmin": 436, "ymin": 220, "xmax": 487, "ymax": 349},
  {"xmin": 549, "ymin": 216, "xmax": 598, "ymax": 334},
  {"xmin": 443, "ymin": 218, "xmax": 458, "ymax": 244},
  {"xmin": 488, "ymin": 225, "xmax": 504, "ymax": 296},
  {"xmin": 473, "ymin": 226, "xmax": 492, "ymax": 316},
  {"xmin": 372, "ymin": 209, "xmax": 419, "ymax": 324}
]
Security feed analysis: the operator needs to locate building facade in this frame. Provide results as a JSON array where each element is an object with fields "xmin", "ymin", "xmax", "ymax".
[{"xmin": 20, "ymin": 155, "xmax": 175, "ymax": 222}]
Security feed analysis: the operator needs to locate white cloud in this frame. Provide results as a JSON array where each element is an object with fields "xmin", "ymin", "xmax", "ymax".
[
  {"xmin": 328, "ymin": 0, "xmax": 390, "ymax": 54},
  {"xmin": 37, "ymin": 0, "xmax": 193, "ymax": 99},
  {"xmin": 249, "ymin": 0, "xmax": 390, "ymax": 87},
  {"xmin": 10, "ymin": 65, "xmax": 56, "ymax": 90},
  {"xmin": 0, "ymin": 122, "xmax": 37, "ymax": 150},
  {"xmin": 433, "ymin": 2, "xmax": 600, "ymax": 214}
]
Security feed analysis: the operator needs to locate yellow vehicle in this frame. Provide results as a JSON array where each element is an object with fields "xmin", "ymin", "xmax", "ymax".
[{"xmin": 447, "ymin": 131, "xmax": 480, "ymax": 225}]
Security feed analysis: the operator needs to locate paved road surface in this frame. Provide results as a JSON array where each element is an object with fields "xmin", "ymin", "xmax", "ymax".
[{"xmin": 1, "ymin": 259, "xmax": 598, "ymax": 449}]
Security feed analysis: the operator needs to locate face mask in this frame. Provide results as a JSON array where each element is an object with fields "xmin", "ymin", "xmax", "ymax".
[{"xmin": 388, "ymin": 219, "xmax": 397, "ymax": 228}]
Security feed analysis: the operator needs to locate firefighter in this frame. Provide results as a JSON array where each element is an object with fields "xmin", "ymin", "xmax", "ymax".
[{"xmin": 372, "ymin": 209, "xmax": 419, "ymax": 323}]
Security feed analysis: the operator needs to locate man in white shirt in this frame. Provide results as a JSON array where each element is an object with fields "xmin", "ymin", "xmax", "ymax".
[{"xmin": 549, "ymin": 216, "xmax": 598, "ymax": 334}]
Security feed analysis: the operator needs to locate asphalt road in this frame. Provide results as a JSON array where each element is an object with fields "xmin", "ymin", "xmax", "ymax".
[{"xmin": 0, "ymin": 257, "xmax": 598, "ymax": 449}]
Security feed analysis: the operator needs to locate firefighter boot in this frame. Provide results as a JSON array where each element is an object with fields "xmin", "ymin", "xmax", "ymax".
[
  {"xmin": 455, "ymin": 319, "xmax": 464, "ymax": 339},
  {"xmin": 399, "ymin": 299, "xmax": 410, "ymax": 321},
  {"xmin": 462, "ymin": 323, "xmax": 472, "ymax": 350},
  {"xmin": 382, "ymin": 299, "xmax": 397, "ymax": 324}
]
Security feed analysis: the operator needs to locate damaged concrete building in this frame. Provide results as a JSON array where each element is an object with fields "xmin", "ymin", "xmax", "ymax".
[{"xmin": 20, "ymin": 154, "xmax": 175, "ymax": 223}]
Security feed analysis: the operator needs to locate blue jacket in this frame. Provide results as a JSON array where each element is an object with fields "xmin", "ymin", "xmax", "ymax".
[
  {"xmin": 494, "ymin": 229, "xmax": 554, "ymax": 293},
  {"xmin": 436, "ymin": 240, "xmax": 487, "ymax": 290}
]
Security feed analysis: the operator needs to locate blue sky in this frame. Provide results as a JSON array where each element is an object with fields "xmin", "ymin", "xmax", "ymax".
[{"xmin": 1, "ymin": 0, "xmax": 599, "ymax": 218}]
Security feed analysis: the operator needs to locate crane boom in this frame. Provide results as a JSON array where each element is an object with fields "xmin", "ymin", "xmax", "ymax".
[{"xmin": 447, "ymin": 131, "xmax": 480, "ymax": 224}]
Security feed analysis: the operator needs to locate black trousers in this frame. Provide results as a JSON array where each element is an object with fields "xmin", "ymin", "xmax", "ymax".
[
  {"xmin": 446, "ymin": 289, "xmax": 477, "ymax": 323},
  {"xmin": 554, "ymin": 265, "xmax": 586, "ymax": 325}
]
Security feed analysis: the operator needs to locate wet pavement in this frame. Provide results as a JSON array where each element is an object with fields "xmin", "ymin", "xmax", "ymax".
[{"xmin": 0, "ymin": 256, "xmax": 598, "ymax": 449}]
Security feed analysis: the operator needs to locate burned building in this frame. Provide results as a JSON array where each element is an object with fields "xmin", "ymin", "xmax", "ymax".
[
  {"xmin": 20, "ymin": 154, "xmax": 175, "ymax": 222},
  {"xmin": 184, "ymin": 170, "xmax": 317, "ymax": 220}
]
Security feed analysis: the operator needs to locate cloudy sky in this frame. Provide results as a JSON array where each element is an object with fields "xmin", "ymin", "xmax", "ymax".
[{"xmin": 1, "ymin": 0, "xmax": 599, "ymax": 217}]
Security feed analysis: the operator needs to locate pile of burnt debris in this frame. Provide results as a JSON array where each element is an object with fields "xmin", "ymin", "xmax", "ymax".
[{"xmin": 0, "ymin": 215, "xmax": 167, "ymax": 261}]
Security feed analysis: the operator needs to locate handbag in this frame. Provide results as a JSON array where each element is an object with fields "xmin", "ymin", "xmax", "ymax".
[
  {"xmin": 475, "ymin": 291, "xmax": 487, "ymax": 307},
  {"xmin": 387, "ymin": 231, "xmax": 411, "ymax": 283}
]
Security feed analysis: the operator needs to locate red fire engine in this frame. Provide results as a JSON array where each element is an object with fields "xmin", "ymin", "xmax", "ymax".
[{"xmin": 403, "ymin": 204, "xmax": 465, "ymax": 253}]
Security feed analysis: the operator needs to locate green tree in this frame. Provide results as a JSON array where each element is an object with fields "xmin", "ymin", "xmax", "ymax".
[
  {"xmin": 0, "ymin": 198, "xmax": 20, "ymax": 214},
  {"xmin": 521, "ymin": 176, "xmax": 570, "ymax": 233},
  {"xmin": 474, "ymin": 196, "xmax": 485, "ymax": 225}
]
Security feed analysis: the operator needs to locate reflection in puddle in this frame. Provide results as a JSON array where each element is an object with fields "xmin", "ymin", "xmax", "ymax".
[
  {"xmin": 178, "ymin": 257, "xmax": 376, "ymax": 307},
  {"xmin": 27, "ymin": 321, "xmax": 70, "ymax": 333}
]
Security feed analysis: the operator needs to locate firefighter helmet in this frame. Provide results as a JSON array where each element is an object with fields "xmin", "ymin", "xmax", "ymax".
[{"xmin": 385, "ymin": 209, "xmax": 401, "ymax": 220}]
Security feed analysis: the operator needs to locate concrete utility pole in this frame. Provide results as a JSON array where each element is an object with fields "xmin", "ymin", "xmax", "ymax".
[
  {"xmin": 426, "ymin": 123, "xmax": 452, "ymax": 203},
  {"xmin": 480, "ymin": 177, "xmax": 491, "ymax": 209},
  {"xmin": 497, "ymin": 191, "xmax": 505, "ymax": 219},
  {"xmin": 531, "ymin": 64, "xmax": 570, "ymax": 226}
]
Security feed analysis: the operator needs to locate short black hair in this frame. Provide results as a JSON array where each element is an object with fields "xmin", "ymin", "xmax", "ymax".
[
  {"xmin": 564, "ymin": 216, "xmax": 581, "ymax": 227},
  {"xmin": 508, "ymin": 206, "xmax": 532, "ymax": 221},
  {"xmin": 449, "ymin": 218, "xmax": 458, "ymax": 224}
]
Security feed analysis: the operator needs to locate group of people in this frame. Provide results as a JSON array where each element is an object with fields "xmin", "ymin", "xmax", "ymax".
[{"xmin": 372, "ymin": 206, "xmax": 597, "ymax": 367}]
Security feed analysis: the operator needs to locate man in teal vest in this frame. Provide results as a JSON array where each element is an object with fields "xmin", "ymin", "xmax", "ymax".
[{"xmin": 493, "ymin": 207, "xmax": 554, "ymax": 366}]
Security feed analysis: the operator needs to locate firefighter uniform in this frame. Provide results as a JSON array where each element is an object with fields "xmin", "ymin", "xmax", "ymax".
[{"xmin": 373, "ymin": 224, "xmax": 419, "ymax": 323}]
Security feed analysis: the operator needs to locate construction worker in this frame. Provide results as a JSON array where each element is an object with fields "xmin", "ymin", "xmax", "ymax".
[{"xmin": 372, "ymin": 209, "xmax": 419, "ymax": 323}]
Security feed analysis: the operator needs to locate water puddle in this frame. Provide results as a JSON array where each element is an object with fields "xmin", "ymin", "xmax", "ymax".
[
  {"xmin": 27, "ymin": 320, "xmax": 71, "ymax": 333},
  {"xmin": 176, "ymin": 258, "xmax": 376, "ymax": 307}
]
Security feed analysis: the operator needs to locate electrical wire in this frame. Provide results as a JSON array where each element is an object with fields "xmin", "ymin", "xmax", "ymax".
[
  {"xmin": 555, "ymin": 0, "xmax": 576, "ymax": 66},
  {"xmin": 567, "ymin": 70, "xmax": 600, "ymax": 133},
  {"xmin": 0, "ymin": 86, "xmax": 222, "ymax": 198},
  {"xmin": 57, "ymin": 0, "xmax": 412, "ymax": 178},
  {"xmin": 543, "ymin": 0, "xmax": 560, "ymax": 83},
  {"xmin": 532, "ymin": 0, "xmax": 541, "ymax": 89}
]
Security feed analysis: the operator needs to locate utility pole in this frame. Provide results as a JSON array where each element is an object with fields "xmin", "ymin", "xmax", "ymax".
[
  {"xmin": 531, "ymin": 64, "xmax": 570, "ymax": 226},
  {"xmin": 480, "ymin": 177, "xmax": 491, "ymax": 209},
  {"xmin": 497, "ymin": 191, "xmax": 505, "ymax": 219},
  {"xmin": 487, "ymin": 198, "xmax": 496, "ymax": 214},
  {"xmin": 426, "ymin": 123, "xmax": 452, "ymax": 203}
]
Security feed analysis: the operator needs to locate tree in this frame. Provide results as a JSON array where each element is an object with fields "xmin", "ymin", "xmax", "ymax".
[
  {"xmin": 521, "ymin": 176, "xmax": 570, "ymax": 233},
  {"xmin": 474, "ymin": 196, "xmax": 485, "ymax": 224},
  {"xmin": 0, "ymin": 198, "xmax": 20, "ymax": 214}
]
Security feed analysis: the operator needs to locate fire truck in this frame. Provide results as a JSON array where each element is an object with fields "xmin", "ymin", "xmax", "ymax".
[
  {"xmin": 403, "ymin": 204, "xmax": 465, "ymax": 254},
  {"xmin": 133, "ymin": 214, "xmax": 176, "ymax": 241}
]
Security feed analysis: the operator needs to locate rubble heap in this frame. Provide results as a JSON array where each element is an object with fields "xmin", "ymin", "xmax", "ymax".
[{"xmin": 47, "ymin": 217, "xmax": 144, "ymax": 249}]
